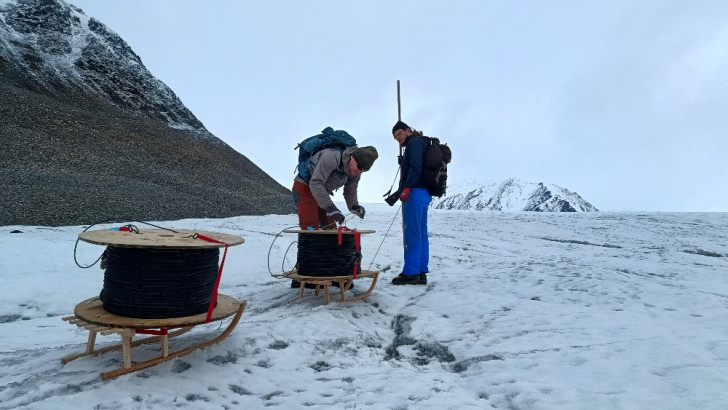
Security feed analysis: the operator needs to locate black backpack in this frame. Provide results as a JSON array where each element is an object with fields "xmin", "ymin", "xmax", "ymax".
[{"xmin": 421, "ymin": 137, "xmax": 452, "ymax": 197}]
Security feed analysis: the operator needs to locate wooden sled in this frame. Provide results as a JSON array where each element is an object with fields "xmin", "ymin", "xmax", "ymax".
[
  {"xmin": 287, "ymin": 269, "xmax": 379, "ymax": 305},
  {"xmin": 61, "ymin": 294, "xmax": 246, "ymax": 380}
]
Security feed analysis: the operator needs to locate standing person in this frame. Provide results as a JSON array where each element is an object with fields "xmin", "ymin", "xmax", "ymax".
[
  {"xmin": 388, "ymin": 121, "xmax": 431, "ymax": 285},
  {"xmin": 292, "ymin": 145, "xmax": 378, "ymax": 230}
]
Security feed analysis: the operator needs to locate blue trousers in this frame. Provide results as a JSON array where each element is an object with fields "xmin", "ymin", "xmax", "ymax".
[{"xmin": 402, "ymin": 188, "xmax": 431, "ymax": 275}]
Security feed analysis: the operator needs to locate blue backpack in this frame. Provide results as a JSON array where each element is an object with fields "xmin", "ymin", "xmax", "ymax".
[{"xmin": 295, "ymin": 127, "xmax": 357, "ymax": 183}]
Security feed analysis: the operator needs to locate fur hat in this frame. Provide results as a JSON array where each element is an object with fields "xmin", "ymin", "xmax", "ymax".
[
  {"xmin": 352, "ymin": 146, "xmax": 378, "ymax": 172},
  {"xmin": 392, "ymin": 120, "xmax": 410, "ymax": 135}
]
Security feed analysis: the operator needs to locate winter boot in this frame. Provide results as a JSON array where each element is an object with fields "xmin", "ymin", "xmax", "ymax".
[
  {"xmin": 420, "ymin": 272, "xmax": 428, "ymax": 285},
  {"xmin": 391, "ymin": 273, "xmax": 423, "ymax": 285}
]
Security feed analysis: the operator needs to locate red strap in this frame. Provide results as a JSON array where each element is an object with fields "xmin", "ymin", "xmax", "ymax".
[
  {"xmin": 337, "ymin": 226, "xmax": 346, "ymax": 244},
  {"xmin": 195, "ymin": 234, "xmax": 226, "ymax": 245},
  {"xmin": 337, "ymin": 226, "xmax": 361, "ymax": 279},
  {"xmin": 194, "ymin": 234, "xmax": 229, "ymax": 323},
  {"xmin": 135, "ymin": 328, "xmax": 168, "ymax": 336}
]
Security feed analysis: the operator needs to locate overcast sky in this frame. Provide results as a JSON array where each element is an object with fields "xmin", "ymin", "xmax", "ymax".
[{"xmin": 66, "ymin": 0, "xmax": 728, "ymax": 212}]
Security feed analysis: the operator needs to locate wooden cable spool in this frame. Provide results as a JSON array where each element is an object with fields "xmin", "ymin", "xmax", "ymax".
[
  {"xmin": 283, "ymin": 228, "xmax": 380, "ymax": 304},
  {"xmin": 61, "ymin": 228, "xmax": 246, "ymax": 379}
]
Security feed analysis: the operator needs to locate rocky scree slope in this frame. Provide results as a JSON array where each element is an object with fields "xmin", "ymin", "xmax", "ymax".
[{"xmin": 0, "ymin": 0, "xmax": 293, "ymax": 226}]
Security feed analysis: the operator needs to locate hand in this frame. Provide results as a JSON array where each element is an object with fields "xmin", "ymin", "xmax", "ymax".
[
  {"xmin": 326, "ymin": 204, "xmax": 345, "ymax": 225},
  {"xmin": 400, "ymin": 187, "xmax": 411, "ymax": 202},
  {"xmin": 351, "ymin": 204, "xmax": 366, "ymax": 219}
]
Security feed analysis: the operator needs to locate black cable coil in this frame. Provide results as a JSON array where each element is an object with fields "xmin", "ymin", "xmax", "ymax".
[
  {"xmin": 100, "ymin": 246, "xmax": 220, "ymax": 319},
  {"xmin": 296, "ymin": 233, "xmax": 361, "ymax": 277}
]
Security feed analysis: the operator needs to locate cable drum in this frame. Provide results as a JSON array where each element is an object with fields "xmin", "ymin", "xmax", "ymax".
[
  {"xmin": 100, "ymin": 246, "xmax": 220, "ymax": 319},
  {"xmin": 296, "ymin": 233, "xmax": 361, "ymax": 277}
]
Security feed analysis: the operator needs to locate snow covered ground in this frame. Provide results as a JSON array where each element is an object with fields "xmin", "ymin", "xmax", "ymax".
[{"xmin": 1, "ymin": 205, "xmax": 728, "ymax": 409}]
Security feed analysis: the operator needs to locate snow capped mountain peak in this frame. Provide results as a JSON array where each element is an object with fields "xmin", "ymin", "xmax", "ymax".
[
  {"xmin": 432, "ymin": 178, "xmax": 598, "ymax": 212},
  {"xmin": 0, "ymin": 0, "xmax": 212, "ymax": 138}
]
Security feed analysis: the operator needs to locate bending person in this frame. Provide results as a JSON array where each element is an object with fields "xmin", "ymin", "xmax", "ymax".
[{"xmin": 292, "ymin": 144, "xmax": 378, "ymax": 230}]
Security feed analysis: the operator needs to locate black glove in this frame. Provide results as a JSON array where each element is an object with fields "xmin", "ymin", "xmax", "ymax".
[
  {"xmin": 326, "ymin": 204, "xmax": 345, "ymax": 225},
  {"xmin": 385, "ymin": 191, "xmax": 400, "ymax": 206},
  {"xmin": 351, "ymin": 204, "xmax": 366, "ymax": 219}
]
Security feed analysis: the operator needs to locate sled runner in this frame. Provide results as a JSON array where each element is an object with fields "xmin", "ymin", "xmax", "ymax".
[
  {"xmin": 61, "ymin": 294, "xmax": 246, "ymax": 380},
  {"xmin": 287, "ymin": 269, "xmax": 380, "ymax": 305}
]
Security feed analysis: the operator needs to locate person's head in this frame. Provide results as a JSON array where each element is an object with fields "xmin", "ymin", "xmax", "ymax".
[
  {"xmin": 392, "ymin": 120, "xmax": 411, "ymax": 146},
  {"xmin": 349, "ymin": 146, "xmax": 378, "ymax": 176}
]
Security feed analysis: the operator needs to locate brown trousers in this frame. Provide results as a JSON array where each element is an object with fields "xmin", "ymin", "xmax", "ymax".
[{"xmin": 292, "ymin": 181, "xmax": 335, "ymax": 230}]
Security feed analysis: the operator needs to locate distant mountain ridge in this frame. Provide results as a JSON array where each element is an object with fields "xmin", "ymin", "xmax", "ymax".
[
  {"xmin": 0, "ymin": 0, "xmax": 293, "ymax": 226},
  {"xmin": 433, "ymin": 178, "xmax": 598, "ymax": 212}
]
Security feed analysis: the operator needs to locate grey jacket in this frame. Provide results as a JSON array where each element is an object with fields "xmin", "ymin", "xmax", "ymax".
[{"xmin": 294, "ymin": 147, "xmax": 360, "ymax": 210}]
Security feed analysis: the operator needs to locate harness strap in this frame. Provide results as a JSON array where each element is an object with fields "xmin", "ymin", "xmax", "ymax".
[
  {"xmin": 192, "ymin": 234, "xmax": 229, "ymax": 323},
  {"xmin": 337, "ymin": 226, "xmax": 361, "ymax": 279},
  {"xmin": 135, "ymin": 328, "xmax": 168, "ymax": 336}
]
